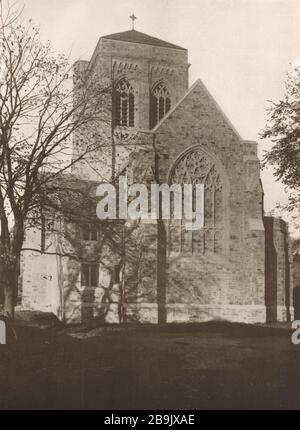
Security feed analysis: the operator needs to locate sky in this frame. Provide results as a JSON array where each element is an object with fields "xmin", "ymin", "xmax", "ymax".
[{"xmin": 19, "ymin": 0, "xmax": 300, "ymax": 225}]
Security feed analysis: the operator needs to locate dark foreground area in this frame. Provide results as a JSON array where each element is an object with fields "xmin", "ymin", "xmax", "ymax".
[{"xmin": 0, "ymin": 316, "xmax": 299, "ymax": 410}]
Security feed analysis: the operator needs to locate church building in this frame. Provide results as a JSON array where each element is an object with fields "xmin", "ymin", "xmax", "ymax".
[{"xmin": 20, "ymin": 26, "xmax": 294, "ymax": 324}]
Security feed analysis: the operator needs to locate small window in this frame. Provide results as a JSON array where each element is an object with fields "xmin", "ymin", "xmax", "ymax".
[
  {"xmin": 150, "ymin": 82, "xmax": 171, "ymax": 128},
  {"xmin": 114, "ymin": 78, "xmax": 135, "ymax": 127},
  {"xmin": 81, "ymin": 264, "xmax": 99, "ymax": 287},
  {"xmin": 81, "ymin": 224, "xmax": 99, "ymax": 241}
]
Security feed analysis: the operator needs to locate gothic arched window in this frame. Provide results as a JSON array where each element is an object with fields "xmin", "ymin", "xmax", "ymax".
[
  {"xmin": 168, "ymin": 147, "xmax": 225, "ymax": 255},
  {"xmin": 114, "ymin": 79, "xmax": 135, "ymax": 127},
  {"xmin": 150, "ymin": 82, "xmax": 171, "ymax": 128}
]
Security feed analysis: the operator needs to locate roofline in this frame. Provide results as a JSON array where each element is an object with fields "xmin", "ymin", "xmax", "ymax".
[
  {"xmin": 153, "ymin": 78, "xmax": 243, "ymax": 141},
  {"xmin": 101, "ymin": 35, "xmax": 187, "ymax": 52},
  {"xmin": 152, "ymin": 79, "xmax": 201, "ymax": 132},
  {"xmin": 199, "ymin": 79, "xmax": 243, "ymax": 141},
  {"xmin": 81, "ymin": 31, "xmax": 187, "ymax": 72}
]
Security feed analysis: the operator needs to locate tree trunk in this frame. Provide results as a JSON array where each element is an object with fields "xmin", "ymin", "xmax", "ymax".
[
  {"xmin": 4, "ymin": 282, "xmax": 15, "ymax": 319},
  {"xmin": 2, "ymin": 257, "xmax": 20, "ymax": 320},
  {"xmin": 157, "ymin": 219, "xmax": 167, "ymax": 324}
]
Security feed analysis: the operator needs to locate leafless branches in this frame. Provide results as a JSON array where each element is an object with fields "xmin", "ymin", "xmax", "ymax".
[
  {"xmin": 0, "ymin": 4, "xmax": 111, "ymax": 314},
  {"xmin": 0, "ymin": 1, "xmax": 22, "ymax": 31}
]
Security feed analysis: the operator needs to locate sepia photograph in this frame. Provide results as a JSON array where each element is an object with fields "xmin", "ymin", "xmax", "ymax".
[{"xmin": 0, "ymin": 0, "xmax": 300, "ymax": 413}]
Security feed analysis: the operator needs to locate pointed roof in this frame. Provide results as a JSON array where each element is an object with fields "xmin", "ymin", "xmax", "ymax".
[
  {"xmin": 102, "ymin": 29, "xmax": 186, "ymax": 51},
  {"xmin": 153, "ymin": 79, "xmax": 243, "ymax": 141}
]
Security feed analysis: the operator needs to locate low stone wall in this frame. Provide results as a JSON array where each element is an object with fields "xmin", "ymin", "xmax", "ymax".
[{"xmin": 135, "ymin": 303, "xmax": 266, "ymax": 324}]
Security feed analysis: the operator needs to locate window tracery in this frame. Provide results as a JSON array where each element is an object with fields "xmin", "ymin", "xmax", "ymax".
[
  {"xmin": 169, "ymin": 148, "xmax": 224, "ymax": 255},
  {"xmin": 150, "ymin": 82, "xmax": 171, "ymax": 128},
  {"xmin": 114, "ymin": 79, "xmax": 135, "ymax": 127}
]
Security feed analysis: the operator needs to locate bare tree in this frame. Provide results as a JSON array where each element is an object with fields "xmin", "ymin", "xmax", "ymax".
[
  {"xmin": 0, "ymin": 3, "xmax": 110, "ymax": 317},
  {"xmin": 0, "ymin": 1, "xmax": 22, "ymax": 31}
]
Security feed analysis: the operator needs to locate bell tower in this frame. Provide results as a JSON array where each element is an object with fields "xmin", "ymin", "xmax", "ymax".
[
  {"xmin": 72, "ymin": 26, "xmax": 189, "ymax": 180},
  {"xmin": 91, "ymin": 26, "xmax": 189, "ymax": 130}
]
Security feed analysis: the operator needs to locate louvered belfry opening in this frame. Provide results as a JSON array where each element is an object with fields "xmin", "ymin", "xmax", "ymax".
[
  {"xmin": 114, "ymin": 78, "xmax": 135, "ymax": 127},
  {"xmin": 150, "ymin": 82, "xmax": 171, "ymax": 128}
]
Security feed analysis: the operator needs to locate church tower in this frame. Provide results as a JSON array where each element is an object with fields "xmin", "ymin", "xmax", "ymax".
[{"xmin": 72, "ymin": 26, "xmax": 189, "ymax": 180}]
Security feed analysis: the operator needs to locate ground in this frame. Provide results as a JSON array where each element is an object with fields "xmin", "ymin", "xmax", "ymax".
[{"xmin": 0, "ymin": 314, "xmax": 300, "ymax": 410}]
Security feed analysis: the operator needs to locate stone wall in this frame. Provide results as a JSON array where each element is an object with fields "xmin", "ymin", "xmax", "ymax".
[
  {"xmin": 21, "ymin": 226, "xmax": 62, "ymax": 319},
  {"xmin": 293, "ymin": 253, "xmax": 300, "ymax": 320},
  {"xmin": 152, "ymin": 79, "xmax": 266, "ymax": 324},
  {"xmin": 264, "ymin": 217, "xmax": 293, "ymax": 322}
]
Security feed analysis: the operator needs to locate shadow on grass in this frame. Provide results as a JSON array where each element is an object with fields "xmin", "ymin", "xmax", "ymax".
[{"xmin": 0, "ymin": 316, "xmax": 298, "ymax": 410}]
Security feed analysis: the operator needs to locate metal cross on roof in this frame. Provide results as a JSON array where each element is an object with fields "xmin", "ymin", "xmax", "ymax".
[{"xmin": 130, "ymin": 13, "xmax": 137, "ymax": 30}]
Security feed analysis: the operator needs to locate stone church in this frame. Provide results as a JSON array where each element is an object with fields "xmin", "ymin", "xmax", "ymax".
[{"xmin": 20, "ymin": 28, "xmax": 295, "ymax": 324}]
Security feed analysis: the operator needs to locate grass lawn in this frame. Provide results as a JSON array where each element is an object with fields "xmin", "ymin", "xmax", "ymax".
[{"xmin": 0, "ymin": 319, "xmax": 300, "ymax": 410}]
